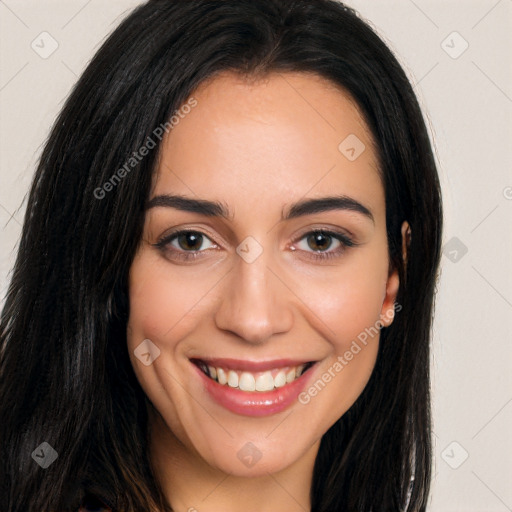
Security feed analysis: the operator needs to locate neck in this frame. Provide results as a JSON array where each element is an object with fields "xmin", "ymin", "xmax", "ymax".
[{"xmin": 148, "ymin": 408, "xmax": 317, "ymax": 512}]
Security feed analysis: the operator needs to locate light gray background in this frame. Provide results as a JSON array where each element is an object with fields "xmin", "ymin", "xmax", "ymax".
[{"xmin": 0, "ymin": 1, "xmax": 511, "ymax": 510}]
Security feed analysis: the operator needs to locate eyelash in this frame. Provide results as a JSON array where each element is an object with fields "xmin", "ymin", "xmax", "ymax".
[
  {"xmin": 153, "ymin": 228, "xmax": 356, "ymax": 262},
  {"xmin": 293, "ymin": 229, "xmax": 356, "ymax": 261}
]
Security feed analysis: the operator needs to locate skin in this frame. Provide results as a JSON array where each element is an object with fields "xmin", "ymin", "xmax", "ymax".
[{"xmin": 127, "ymin": 70, "xmax": 409, "ymax": 512}]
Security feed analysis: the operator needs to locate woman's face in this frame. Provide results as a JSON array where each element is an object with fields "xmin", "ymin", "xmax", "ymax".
[{"xmin": 127, "ymin": 71, "xmax": 401, "ymax": 477}]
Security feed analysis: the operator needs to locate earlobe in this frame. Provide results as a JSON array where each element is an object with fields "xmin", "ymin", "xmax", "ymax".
[
  {"xmin": 380, "ymin": 268, "xmax": 399, "ymax": 327},
  {"xmin": 380, "ymin": 221, "xmax": 410, "ymax": 328}
]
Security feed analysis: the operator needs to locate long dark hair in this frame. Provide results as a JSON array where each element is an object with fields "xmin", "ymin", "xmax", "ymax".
[{"xmin": 0, "ymin": 1, "xmax": 443, "ymax": 510}]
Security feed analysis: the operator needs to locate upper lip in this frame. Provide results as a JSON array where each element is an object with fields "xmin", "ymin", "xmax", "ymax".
[{"xmin": 190, "ymin": 357, "xmax": 314, "ymax": 372}]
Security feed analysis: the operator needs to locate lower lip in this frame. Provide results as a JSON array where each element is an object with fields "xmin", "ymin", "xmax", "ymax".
[{"xmin": 192, "ymin": 362, "xmax": 316, "ymax": 417}]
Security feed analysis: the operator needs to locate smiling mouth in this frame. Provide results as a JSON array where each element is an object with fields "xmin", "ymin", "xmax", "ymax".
[{"xmin": 191, "ymin": 358, "xmax": 315, "ymax": 392}]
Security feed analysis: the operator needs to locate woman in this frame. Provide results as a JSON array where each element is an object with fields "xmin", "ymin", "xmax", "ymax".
[{"xmin": 0, "ymin": 1, "xmax": 443, "ymax": 511}]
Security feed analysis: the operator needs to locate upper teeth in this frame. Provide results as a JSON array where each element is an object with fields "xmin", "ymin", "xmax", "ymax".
[{"xmin": 201, "ymin": 363, "xmax": 308, "ymax": 392}]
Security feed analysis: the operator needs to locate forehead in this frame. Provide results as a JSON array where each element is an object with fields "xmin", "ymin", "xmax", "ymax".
[{"xmin": 152, "ymin": 70, "xmax": 384, "ymax": 222}]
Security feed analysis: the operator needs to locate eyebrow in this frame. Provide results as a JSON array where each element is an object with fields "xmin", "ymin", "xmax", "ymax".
[{"xmin": 146, "ymin": 194, "xmax": 374, "ymax": 224}]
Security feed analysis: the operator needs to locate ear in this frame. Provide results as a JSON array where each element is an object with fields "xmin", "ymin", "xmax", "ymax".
[
  {"xmin": 379, "ymin": 221, "xmax": 410, "ymax": 327},
  {"xmin": 402, "ymin": 220, "xmax": 411, "ymax": 267}
]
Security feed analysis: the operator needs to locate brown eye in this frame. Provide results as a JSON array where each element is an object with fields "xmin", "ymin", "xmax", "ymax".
[
  {"xmin": 176, "ymin": 232, "xmax": 205, "ymax": 251},
  {"xmin": 154, "ymin": 230, "xmax": 217, "ymax": 261},
  {"xmin": 293, "ymin": 229, "xmax": 356, "ymax": 261},
  {"xmin": 306, "ymin": 232, "xmax": 335, "ymax": 252}
]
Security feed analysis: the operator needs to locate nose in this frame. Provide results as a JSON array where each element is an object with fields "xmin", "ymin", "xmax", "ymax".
[{"xmin": 214, "ymin": 249, "xmax": 294, "ymax": 345}]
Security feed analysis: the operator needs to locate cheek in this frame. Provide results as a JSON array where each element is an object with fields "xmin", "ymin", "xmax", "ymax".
[
  {"xmin": 288, "ymin": 256, "xmax": 388, "ymax": 351},
  {"xmin": 323, "ymin": 278, "xmax": 384, "ymax": 345},
  {"xmin": 292, "ymin": 262, "xmax": 388, "ymax": 423},
  {"xmin": 126, "ymin": 253, "xmax": 213, "ymax": 434},
  {"xmin": 127, "ymin": 251, "xmax": 220, "ymax": 344}
]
